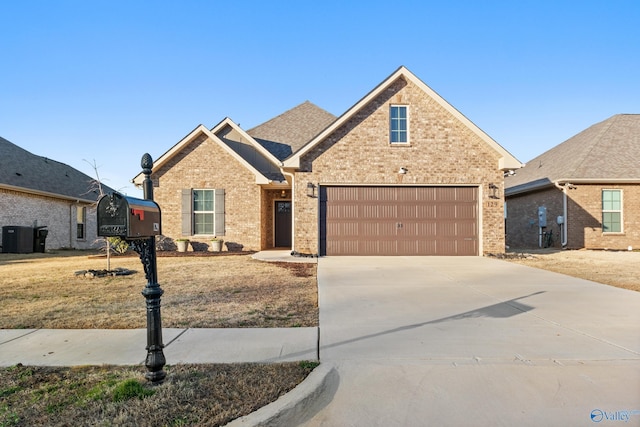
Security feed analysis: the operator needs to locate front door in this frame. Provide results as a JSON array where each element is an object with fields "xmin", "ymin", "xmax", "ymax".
[{"xmin": 274, "ymin": 201, "xmax": 292, "ymax": 247}]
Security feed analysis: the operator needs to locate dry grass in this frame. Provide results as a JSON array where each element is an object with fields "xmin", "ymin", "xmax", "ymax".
[
  {"xmin": 504, "ymin": 249, "xmax": 640, "ymax": 292},
  {"xmin": 0, "ymin": 251, "xmax": 318, "ymax": 329},
  {"xmin": 0, "ymin": 362, "xmax": 318, "ymax": 427},
  {"xmin": 0, "ymin": 250, "xmax": 319, "ymax": 426}
]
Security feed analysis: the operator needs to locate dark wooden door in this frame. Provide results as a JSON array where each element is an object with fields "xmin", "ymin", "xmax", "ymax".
[{"xmin": 275, "ymin": 201, "xmax": 292, "ymax": 247}]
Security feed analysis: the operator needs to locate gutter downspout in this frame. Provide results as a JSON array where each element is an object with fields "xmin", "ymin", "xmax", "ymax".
[
  {"xmin": 281, "ymin": 170, "xmax": 295, "ymax": 251},
  {"xmin": 554, "ymin": 181, "xmax": 568, "ymax": 247}
]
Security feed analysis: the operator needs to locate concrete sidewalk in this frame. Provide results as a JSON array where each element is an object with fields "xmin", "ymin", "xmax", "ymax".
[{"xmin": 0, "ymin": 327, "xmax": 318, "ymax": 366}]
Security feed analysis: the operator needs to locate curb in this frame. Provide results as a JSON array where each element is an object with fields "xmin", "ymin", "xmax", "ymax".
[{"xmin": 225, "ymin": 363, "xmax": 336, "ymax": 427}]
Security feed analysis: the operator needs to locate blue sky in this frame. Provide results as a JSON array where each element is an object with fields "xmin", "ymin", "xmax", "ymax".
[{"xmin": 1, "ymin": 1, "xmax": 639, "ymax": 195}]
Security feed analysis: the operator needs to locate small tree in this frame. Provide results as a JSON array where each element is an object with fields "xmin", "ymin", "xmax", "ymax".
[{"xmin": 84, "ymin": 159, "xmax": 114, "ymax": 270}]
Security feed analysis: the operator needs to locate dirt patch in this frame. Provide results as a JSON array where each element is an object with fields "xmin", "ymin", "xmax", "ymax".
[
  {"xmin": 503, "ymin": 249, "xmax": 640, "ymax": 292},
  {"xmin": 271, "ymin": 261, "xmax": 316, "ymax": 278}
]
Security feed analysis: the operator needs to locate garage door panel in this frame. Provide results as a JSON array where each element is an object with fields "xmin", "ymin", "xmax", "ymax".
[
  {"xmin": 378, "ymin": 222, "xmax": 397, "ymax": 238},
  {"xmin": 437, "ymin": 204, "xmax": 457, "ymax": 218},
  {"xmin": 437, "ymin": 187, "xmax": 458, "ymax": 201},
  {"xmin": 321, "ymin": 186, "xmax": 478, "ymax": 256},
  {"xmin": 456, "ymin": 187, "xmax": 477, "ymax": 200},
  {"xmin": 415, "ymin": 222, "xmax": 437, "ymax": 237},
  {"xmin": 327, "ymin": 221, "xmax": 358, "ymax": 237},
  {"xmin": 416, "ymin": 205, "xmax": 437, "ymax": 219},
  {"xmin": 456, "ymin": 204, "xmax": 477, "ymax": 219},
  {"xmin": 457, "ymin": 222, "xmax": 477, "ymax": 237},
  {"xmin": 397, "ymin": 240, "xmax": 417, "ymax": 255},
  {"xmin": 458, "ymin": 239, "xmax": 477, "ymax": 255},
  {"xmin": 416, "ymin": 239, "xmax": 438, "ymax": 255}
]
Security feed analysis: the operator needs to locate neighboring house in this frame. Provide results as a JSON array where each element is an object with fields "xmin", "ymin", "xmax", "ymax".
[
  {"xmin": 134, "ymin": 66, "xmax": 522, "ymax": 256},
  {"xmin": 505, "ymin": 114, "xmax": 640, "ymax": 250},
  {"xmin": 0, "ymin": 136, "xmax": 112, "ymax": 251}
]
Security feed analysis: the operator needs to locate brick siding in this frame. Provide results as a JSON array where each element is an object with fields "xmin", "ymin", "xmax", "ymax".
[
  {"xmin": 0, "ymin": 188, "xmax": 98, "ymax": 250},
  {"xmin": 505, "ymin": 187, "xmax": 563, "ymax": 249},
  {"xmin": 506, "ymin": 184, "xmax": 640, "ymax": 250},
  {"xmin": 151, "ymin": 133, "xmax": 263, "ymax": 251},
  {"xmin": 294, "ymin": 78, "xmax": 507, "ymax": 255}
]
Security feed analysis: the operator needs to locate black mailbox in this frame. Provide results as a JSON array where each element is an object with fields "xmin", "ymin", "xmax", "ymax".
[{"xmin": 97, "ymin": 192, "xmax": 161, "ymax": 239}]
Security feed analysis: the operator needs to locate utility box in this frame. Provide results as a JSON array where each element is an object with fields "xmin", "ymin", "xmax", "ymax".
[
  {"xmin": 538, "ymin": 206, "xmax": 547, "ymax": 227},
  {"xmin": 97, "ymin": 193, "xmax": 161, "ymax": 239},
  {"xmin": 2, "ymin": 226, "xmax": 34, "ymax": 253}
]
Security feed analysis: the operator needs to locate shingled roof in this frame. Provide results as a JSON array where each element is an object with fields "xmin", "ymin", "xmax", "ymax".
[
  {"xmin": 505, "ymin": 114, "xmax": 640, "ymax": 195},
  {"xmin": 0, "ymin": 136, "xmax": 111, "ymax": 202},
  {"xmin": 247, "ymin": 101, "xmax": 336, "ymax": 161}
]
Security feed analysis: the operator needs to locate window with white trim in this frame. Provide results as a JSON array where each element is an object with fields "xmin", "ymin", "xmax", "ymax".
[
  {"xmin": 390, "ymin": 105, "xmax": 408, "ymax": 144},
  {"xmin": 193, "ymin": 189, "xmax": 215, "ymax": 234},
  {"xmin": 181, "ymin": 188, "xmax": 225, "ymax": 236},
  {"xmin": 602, "ymin": 189, "xmax": 622, "ymax": 233}
]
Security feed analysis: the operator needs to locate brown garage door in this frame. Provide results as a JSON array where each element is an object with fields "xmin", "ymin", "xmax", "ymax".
[{"xmin": 319, "ymin": 186, "xmax": 478, "ymax": 256}]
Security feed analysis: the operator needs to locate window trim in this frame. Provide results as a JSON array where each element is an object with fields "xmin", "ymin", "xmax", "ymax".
[
  {"xmin": 193, "ymin": 189, "xmax": 215, "ymax": 236},
  {"xmin": 76, "ymin": 206, "xmax": 86, "ymax": 240},
  {"xmin": 182, "ymin": 188, "xmax": 225, "ymax": 237},
  {"xmin": 602, "ymin": 189, "xmax": 623, "ymax": 234},
  {"xmin": 389, "ymin": 104, "xmax": 409, "ymax": 145}
]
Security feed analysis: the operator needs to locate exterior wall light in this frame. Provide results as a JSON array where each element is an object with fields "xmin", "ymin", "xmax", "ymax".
[
  {"xmin": 398, "ymin": 167, "xmax": 408, "ymax": 174},
  {"xmin": 488, "ymin": 183, "xmax": 500, "ymax": 199},
  {"xmin": 306, "ymin": 182, "xmax": 317, "ymax": 198}
]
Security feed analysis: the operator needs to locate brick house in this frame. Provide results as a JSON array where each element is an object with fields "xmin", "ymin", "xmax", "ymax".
[
  {"xmin": 0, "ymin": 136, "xmax": 111, "ymax": 251},
  {"xmin": 134, "ymin": 66, "xmax": 522, "ymax": 255},
  {"xmin": 505, "ymin": 114, "xmax": 640, "ymax": 250}
]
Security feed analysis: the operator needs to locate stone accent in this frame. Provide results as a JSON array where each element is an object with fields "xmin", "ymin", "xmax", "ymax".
[{"xmin": 293, "ymin": 79, "xmax": 506, "ymax": 255}]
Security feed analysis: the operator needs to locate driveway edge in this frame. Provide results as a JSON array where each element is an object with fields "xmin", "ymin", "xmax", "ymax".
[{"xmin": 224, "ymin": 363, "xmax": 336, "ymax": 427}]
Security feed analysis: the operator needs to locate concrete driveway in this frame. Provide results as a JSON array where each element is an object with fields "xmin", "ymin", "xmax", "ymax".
[{"xmin": 301, "ymin": 256, "xmax": 640, "ymax": 426}]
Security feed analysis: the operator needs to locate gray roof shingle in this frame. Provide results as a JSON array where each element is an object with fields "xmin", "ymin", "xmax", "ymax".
[
  {"xmin": 505, "ymin": 114, "xmax": 640, "ymax": 193},
  {"xmin": 0, "ymin": 136, "xmax": 112, "ymax": 202},
  {"xmin": 247, "ymin": 101, "xmax": 336, "ymax": 161}
]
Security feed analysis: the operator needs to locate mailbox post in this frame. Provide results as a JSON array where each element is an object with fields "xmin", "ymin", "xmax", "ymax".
[{"xmin": 97, "ymin": 153, "xmax": 166, "ymax": 383}]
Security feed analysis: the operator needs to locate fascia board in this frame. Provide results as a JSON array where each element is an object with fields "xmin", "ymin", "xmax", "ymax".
[
  {"xmin": 506, "ymin": 178, "xmax": 640, "ymax": 197},
  {"xmin": 505, "ymin": 180, "xmax": 554, "ymax": 196},
  {"xmin": 555, "ymin": 178, "xmax": 640, "ymax": 184},
  {"xmin": 0, "ymin": 183, "xmax": 96, "ymax": 204}
]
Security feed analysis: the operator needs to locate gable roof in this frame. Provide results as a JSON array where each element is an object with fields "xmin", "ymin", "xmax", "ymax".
[
  {"xmin": 0, "ymin": 136, "xmax": 110, "ymax": 203},
  {"xmin": 132, "ymin": 123, "xmax": 274, "ymax": 186},
  {"xmin": 283, "ymin": 66, "xmax": 522, "ymax": 170},
  {"xmin": 505, "ymin": 114, "xmax": 640, "ymax": 195},
  {"xmin": 247, "ymin": 101, "xmax": 337, "ymax": 161},
  {"xmin": 210, "ymin": 118, "xmax": 285, "ymax": 182},
  {"xmin": 133, "ymin": 101, "xmax": 336, "ymax": 186}
]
